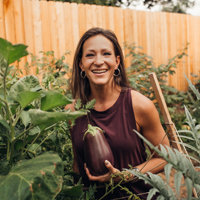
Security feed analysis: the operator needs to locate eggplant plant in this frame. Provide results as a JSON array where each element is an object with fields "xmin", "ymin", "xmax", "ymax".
[{"xmin": 0, "ymin": 38, "xmax": 89, "ymax": 200}]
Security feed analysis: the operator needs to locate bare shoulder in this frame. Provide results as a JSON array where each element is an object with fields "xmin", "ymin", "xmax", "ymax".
[
  {"xmin": 131, "ymin": 90, "xmax": 155, "ymax": 115},
  {"xmin": 64, "ymin": 100, "xmax": 76, "ymax": 112}
]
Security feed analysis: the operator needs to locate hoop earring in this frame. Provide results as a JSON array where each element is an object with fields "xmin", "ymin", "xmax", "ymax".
[
  {"xmin": 80, "ymin": 71, "xmax": 86, "ymax": 78},
  {"xmin": 113, "ymin": 68, "xmax": 120, "ymax": 77}
]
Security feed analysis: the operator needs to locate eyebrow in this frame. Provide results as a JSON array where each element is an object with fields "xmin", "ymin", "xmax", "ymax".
[{"xmin": 85, "ymin": 48, "xmax": 111, "ymax": 52}]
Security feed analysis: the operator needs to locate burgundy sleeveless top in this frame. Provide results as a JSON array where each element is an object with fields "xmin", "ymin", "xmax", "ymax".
[{"xmin": 71, "ymin": 88, "xmax": 158, "ymax": 199}]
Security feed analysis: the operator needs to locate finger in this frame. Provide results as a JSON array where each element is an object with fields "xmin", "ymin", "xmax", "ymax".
[{"xmin": 105, "ymin": 160, "xmax": 119, "ymax": 174}]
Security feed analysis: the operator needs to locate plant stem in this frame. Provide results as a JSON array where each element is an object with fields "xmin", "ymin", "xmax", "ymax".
[
  {"xmin": 13, "ymin": 125, "xmax": 34, "ymax": 141},
  {"xmin": 34, "ymin": 130, "xmax": 54, "ymax": 152},
  {"xmin": 99, "ymin": 179, "xmax": 123, "ymax": 200}
]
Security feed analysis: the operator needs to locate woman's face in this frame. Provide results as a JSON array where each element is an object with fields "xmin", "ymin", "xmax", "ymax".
[{"xmin": 79, "ymin": 34, "xmax": 120, "ymax": 88}]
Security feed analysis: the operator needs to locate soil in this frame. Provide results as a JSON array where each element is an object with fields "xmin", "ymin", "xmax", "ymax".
[{"xmin": 157, "ymin": 167, "xmax": 200, "ymax": 198}]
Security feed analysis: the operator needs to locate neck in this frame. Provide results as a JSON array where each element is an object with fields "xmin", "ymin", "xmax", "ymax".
[{"xmin": 89, "ymin": 84, "xmax": 121, "ymax": 111}]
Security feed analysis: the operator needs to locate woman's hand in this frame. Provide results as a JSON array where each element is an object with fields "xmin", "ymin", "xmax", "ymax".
[{"xmin": 84, "ymin": 160, "xmax": 136, "ymax": 183}]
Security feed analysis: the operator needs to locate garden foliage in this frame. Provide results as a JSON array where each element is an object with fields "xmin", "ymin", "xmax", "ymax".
[{"xmin": 0, "ymin": 37, "xmax": 200, "ymax": 200}]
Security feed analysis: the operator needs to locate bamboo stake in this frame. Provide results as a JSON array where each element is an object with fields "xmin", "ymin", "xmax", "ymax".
[{"xmin": 149, "ymin": 72, "xmax": 198, "ymax": 198}]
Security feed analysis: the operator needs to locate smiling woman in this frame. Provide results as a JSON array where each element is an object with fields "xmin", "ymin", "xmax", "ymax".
[{"xmin": 66, "ymin": 27, "xmax": 170, "ymax": 199}]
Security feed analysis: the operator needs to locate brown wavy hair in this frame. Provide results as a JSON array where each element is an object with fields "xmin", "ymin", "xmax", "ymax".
[{"xmin": 70, "ymin": 27, "xmax": 130, "ymax": 104}]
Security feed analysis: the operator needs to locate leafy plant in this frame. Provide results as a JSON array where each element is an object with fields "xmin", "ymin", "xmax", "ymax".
[
  {"xmin": 126, "ymin": 76, "xmax": 200, "ymax": 199},
  {"xmin": 125, "ymin": 43, "xmax": 190, "ymax": 130},
  {"xmin": 0, "ymin": 37, "xmax": 89, "ymax": 200}
]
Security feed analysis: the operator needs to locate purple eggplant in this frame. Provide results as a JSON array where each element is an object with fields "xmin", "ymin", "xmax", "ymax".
[{"xmin": 83, "ymin": 124, "xmax": 114, "ymax": 176}]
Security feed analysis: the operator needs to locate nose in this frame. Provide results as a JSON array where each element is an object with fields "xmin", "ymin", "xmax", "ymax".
[{"xmin": 94, "ymin": 54, "xmax": 104, "ymax": 66}]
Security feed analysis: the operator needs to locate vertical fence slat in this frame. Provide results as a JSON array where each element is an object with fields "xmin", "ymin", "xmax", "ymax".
[
  {"xmin": 138, "ymin": 11, "xmax": 147, "ymax": 53},
  {"xmin": 13, "ymin": 0, "xmax": 26, "ymax": 75},
  {"xmin": 4, "ymin": 0, "xmax": 15, "ymax": 43},
  {"xmin": 123, "ymin": 9, "xmax": 134, "ymax": 68},
  {"xmin": 91, "ymin": 5, "xmax": 97, "ymax": 27},
  {"xmin": 0, "ymin": 0, "xmax": 5, "ymax": 38},
  {"xmin": 56, "ymin": 2, "xmax": 66, "ymax": 57},
  {"xmin": 40, "ymin": 0, "xmax": 51, "ymax": 52},
  {"xmin": 23, "ymin": 0, "xmax": 35, "ymax": 75},
  {"xmin": 107, "ymin": 6, "xmax": 114, "ymax": 31},
  {"xmin": 78, "ymin": 3, "xmax": 86, "ymax": 38},
  {"xmin": 49, "ymin": 1, "xmax": 59, "ymax": 58},
  {"xmin": 64, "ymin": 2, "xmax": 74, "ymax": 67},
  {"xmin": 97, "ymin": 5, "xmax": 105, "ymax": 29},
  {"xmin": 85, "ymin": 4, "xmax": 92, "ymax": 30},
  {"xmin": 71, "ymin": 3, "xmax": 79, "ymax": 56},
  {"xmin": 114, "ymin": 7, "xmax": 124, "ymax": 51}
]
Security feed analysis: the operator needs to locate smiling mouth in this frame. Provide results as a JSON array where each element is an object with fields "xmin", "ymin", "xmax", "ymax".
[{"xmin": 92, "ymin": 69, "xmax": 108, "ymax": 74}]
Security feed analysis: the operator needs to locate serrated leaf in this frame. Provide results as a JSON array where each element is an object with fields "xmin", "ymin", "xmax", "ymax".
[
  {"xmin": 74, "ymin": 99, "xmax": 81, "ymax": 110},
  {"xmin": 185, "ymin": 177, "xmax": 193, "ymax": 199},
  {"xmin": 164, "ymin": 163, "xmax": 173, "ymax": 184},
  {"xmin": 147, "ymin": 188, "xmax": 158, "ymax": 200},
  {"xmin": 184, "ymin": 74, "xmax": 200, "ymax": 100},
  {"xmin": 85, "ymin": 99, "xmax": 96, "ymax": 109},
  {"xmin": 174, "ymin": 171, "xmax": 182, "ymax": 197},
  {"xmin": 41, "ymin": 90, "xmax": 72, "ymax": 111}
]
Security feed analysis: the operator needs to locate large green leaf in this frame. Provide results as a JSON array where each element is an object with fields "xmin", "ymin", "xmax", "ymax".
[
  {"xmin": 20, "ymin": 111, "xmax": 31, "ymax": 127},
  {"xmin": 0, "ymin": 37, "xmax": 28, "ymax": 64},
  {"xmin": 9, "ymin": 75, "xmax": 42, "ymax": 102},
  {"xmin": 61, "ymin": 185, "xmax": 83, "ymax": 197},
  {"xmin": 15, "ymin": 90, "xmax": 41, "ymax": 109},
  {"xmin": 41, "ymin": 90, "xmax": 73, "ymax": 111},
  {"xmin": 0, "ymin": 152, "xmax": 63, "ymax": 200},
  {"xmin": 28, "ymin": 109, "xmax": 87, "ymax": 126}
]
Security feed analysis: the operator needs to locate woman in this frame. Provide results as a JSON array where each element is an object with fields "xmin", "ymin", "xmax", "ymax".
[{"xmin": 66, "ymin": 27, "xmax": 170, "ymax": 199}]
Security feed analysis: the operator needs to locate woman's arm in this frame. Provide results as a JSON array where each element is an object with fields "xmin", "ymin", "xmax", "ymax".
[{"xmin": 131, "ymin": 90, "xmax": 170, "ymax": 174}]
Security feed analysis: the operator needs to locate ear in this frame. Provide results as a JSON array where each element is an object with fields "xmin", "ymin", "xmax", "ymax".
[
  {"xmin": 115, "ymin": 55, "xmax": 120, "ymax": 70},
  {"xmin": 79, "ymin": 61, "xmax": 84, "ymax": 71}
]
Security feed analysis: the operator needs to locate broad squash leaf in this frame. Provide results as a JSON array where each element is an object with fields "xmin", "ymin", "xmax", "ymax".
[
  {"xmin": 41, "ymin": 90, "xmax": 72, "ymax": 111},
  {"xmin": 0, "ymin": 37, "xmax": 28, "ymax": 65},
  {"xmin": 0, "ymin": 152, "xmax": 63, "ymax": 200}
]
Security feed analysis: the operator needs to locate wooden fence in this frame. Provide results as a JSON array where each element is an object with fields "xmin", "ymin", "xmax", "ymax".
[{"xmin": 1, "ymin": 0, "xmax": 200, "ymax": 91}]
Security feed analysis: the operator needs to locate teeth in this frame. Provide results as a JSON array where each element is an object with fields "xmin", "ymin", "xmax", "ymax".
[{"xmin": 92, "ymin": 70, "xmax": 107, "ymax": 73}]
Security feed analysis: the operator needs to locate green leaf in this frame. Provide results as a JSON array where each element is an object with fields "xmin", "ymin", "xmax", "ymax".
[
  {"xmin": 174, "ymin": 171, "xmax": 182, "ymax": 197},
  {"xmin": 184, "ymin": 74, "xmax": 200, "ymax": 100},
  {"xmin": 15, "ymin": 139, "xmax": 24, "ymax": 150},
  {"xmin": 61, "ymin": 185, "xmax": 83, "ymax": 197},
  {"xmin": 74, "ymin": 99, "xmax": 81, "ymax": 110},
  {"xmin": 147, "ymin": 188, "xmax": 158, "ymax": 200},
  {"xmin": 29, "ymin": 126, "xmax": 40, "ymax": 136},
  {"xmin": 9, "ymin": 75, "xmax": 42, "ymax": 102},
  {"xmin": 85, "ymin": 99, "xmax": 96, "ymax": 109},
  {"xmin": 0, "ymin": 37, "xmax": 29, "ymax": 64},
  {"xmin": 0, "ymin": 115, "xmax": 10, "ymax": 130},
  {"xmin": 164, "ymin": 163, "xmax": 173, "ymax": 184},
  {"xmin": 29, "ymin": 109, "xmax": 87, "ymax": 126},
  {"xmin": 41, "ymin": 90, "xmax": 72, "ymax": 111},
  {"xmin": 185, "ymin": 177, "xmax": 193, "ymax": 199},
  {"xmin": 15, "ymin": 91, "xmax": 41, "ymax": 109},
  {"xmin": 0, "ymin": 152, "xmax": 63, "ymax": 200},
  {"xmin": 20, "ymin": 111, "xmax": 31, "ymax": 127}
]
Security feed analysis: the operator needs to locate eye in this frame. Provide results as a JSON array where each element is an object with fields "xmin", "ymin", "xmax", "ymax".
[
  {"xmin": 104, "ymin": 52, "xmax": 111, "ymax": 56},
  {"xmin": 86, "ymin": 53, "xmax": 94, "ymax": 57}
]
